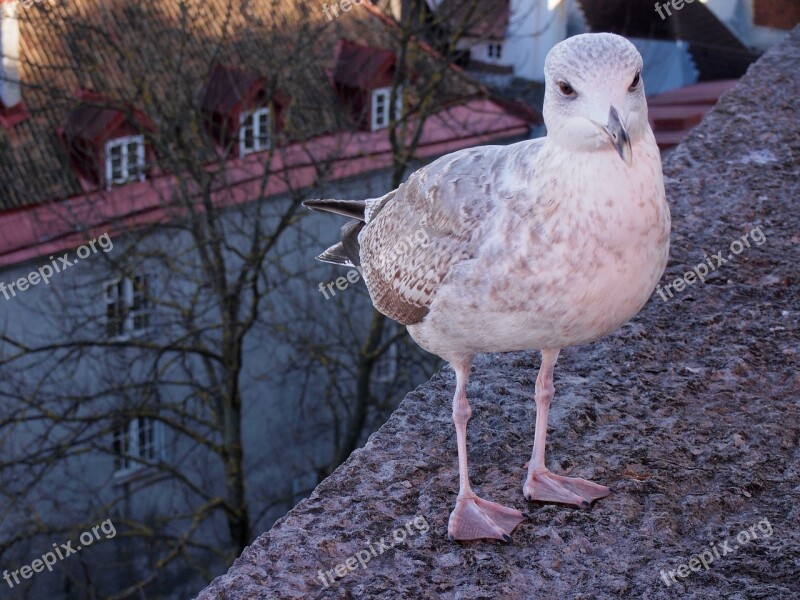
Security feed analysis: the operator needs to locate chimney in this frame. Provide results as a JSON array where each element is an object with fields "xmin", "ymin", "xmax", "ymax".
[{"xmin": 0, "ymin": 0, "xmax": 21, "ymax": 108}]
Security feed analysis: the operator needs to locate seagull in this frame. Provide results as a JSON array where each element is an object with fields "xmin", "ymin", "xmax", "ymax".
[{"xmin": 304, "ymin": 33, "xmax": 670, "ymax": 542}]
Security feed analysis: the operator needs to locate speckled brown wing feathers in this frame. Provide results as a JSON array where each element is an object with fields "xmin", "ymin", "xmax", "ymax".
[{"xmin": 359, "ymin": 148, "xmax": 496, "ymax": 325}]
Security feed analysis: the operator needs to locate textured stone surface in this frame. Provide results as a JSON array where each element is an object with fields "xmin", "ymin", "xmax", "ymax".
[{"xmin": 197, "ymin": 27, "xmax": 800, "ymax": 600}]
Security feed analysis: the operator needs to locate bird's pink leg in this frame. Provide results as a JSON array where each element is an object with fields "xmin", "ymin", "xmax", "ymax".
[
  {"xmin": 523, "ymin": 349, "xmax": 611, "ymax": 508},
  {"xmin": 448, "ymin": 360, "xmax": 526, "ymax": 542}
]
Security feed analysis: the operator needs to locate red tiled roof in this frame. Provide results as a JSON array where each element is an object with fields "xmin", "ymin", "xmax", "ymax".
[
  {"xmin": 0, "ymin": 101, "xmax": 29, "ymax": 128},
  {"xmin": 63, "ymin": 91, "xmax": 154, "ymax": 143},
  {"xmin": 200, "ymin": 64, "xmax": 267, "ymax": 116},
  {"xmin": 0, "ymin": 0, "xmax": 488, "ymax": 211},
  {"xmin": 438, "ymin": 0, "xmax": 510, "ymax": 41},
  {"xmin": 332, "ymin": 39, "xmax": 396, "ymax": 89},
  {"xmin": 754, "ymin": 0, "xmax": 800, "ymax": 30},
  {"xmin": 0, "ymin": 98, "xmax": 530, "ymax": 268},
  {"xmin": 65, "ymin": 105, "xmax": 124, "ymax": 144},
  {"xmin": 0, "ymin": 0, "xmax": 538, "ymax": 263}
]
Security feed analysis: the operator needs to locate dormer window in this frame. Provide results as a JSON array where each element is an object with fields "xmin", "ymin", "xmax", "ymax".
[
  {"xmin": 61, "ymin": 91, "xmax": 153, "ymax": 190},
  {"xmin": 332, "ymin": 40, "xmax": 407, "ymax": 132},
  {"xmin": 105, "ymin": 135, "xmax": 145, "ymax": 187},
  {"xmin": 200, "ymin": 65, "xmax": 286, "ymax": 157},
  {"xmin": 239, "ymin": 107, "xmax": 271, "ymax": 155},
  {"xmin": 370, "ymin": 87, "xmax": 403, "ymax": 131}
]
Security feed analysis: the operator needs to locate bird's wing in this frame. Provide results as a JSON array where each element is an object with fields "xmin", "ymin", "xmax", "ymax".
[{"xmin": 360, "ymin": 144, "xmax": 514, "ymax": 325}]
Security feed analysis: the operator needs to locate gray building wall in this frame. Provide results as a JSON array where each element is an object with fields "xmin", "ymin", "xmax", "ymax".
[{"xmin": 0, "ymin": 156, "xmax": 449, "ymax": 598}]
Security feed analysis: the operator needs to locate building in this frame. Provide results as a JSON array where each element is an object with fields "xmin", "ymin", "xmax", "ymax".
[
  {"xmin": 431, "ymin": 0, "xmax": 572, "ymax": 84},
  {"xmin": 577, "ymin": 0, "xmax": 798, "ymax": 145},
  {"xmin": 0, "ymin": 0, "xmax": 532, "ymax": 597},
  {"xmin": 423, "ymin": 0, "xmax": 797, "ymax": 148}
]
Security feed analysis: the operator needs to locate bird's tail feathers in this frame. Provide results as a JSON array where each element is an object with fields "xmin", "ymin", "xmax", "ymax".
[
  {"xmin": 302, "ymin": 198, "xmax": 367, "ymax": 221},
  {"xmin": 315, "ymin": 220, "xmax": 364, "ymax": 267},
  {"xmin": 316, "ymin": 242, "xmax": 355, "ymax": 266}
]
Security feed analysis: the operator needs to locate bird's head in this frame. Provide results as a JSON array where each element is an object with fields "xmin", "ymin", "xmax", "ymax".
[{"xmin": 542, "ymin": 33, "xmax": 649, "ymax": 166}]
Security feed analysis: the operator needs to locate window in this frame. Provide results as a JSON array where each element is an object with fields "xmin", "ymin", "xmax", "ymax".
[
  {"xmin": 370, "ymin": 86, "xmax": 403, "ymax": 131},
  {"xmin": 113, "ymin": 416, "xmax": 164, "ymax": 476},
  {"xmin": 239, "ymin": 107, "xmax": 271, "ymax": 155},
  {"xmin": 105, "ymin": 275, "xmax": 150, "ymax": 339},
  {"xmin": 488, "ymin": 43, "xmax": 503, "ymax": 60},
  {"xmin": 105, "ymin": 135, "xmax": 145, "ymax": 188}
]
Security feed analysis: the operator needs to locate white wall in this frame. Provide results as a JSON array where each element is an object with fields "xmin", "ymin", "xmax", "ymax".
[
  {"xmin": 0, "ymin": 1, "xmax": 22, "ymax": 108},
  {"xmin": 703, "ymin": 0, "xmax": 753, "ymax": 45},
  {"xmin": 505, "ymin": 0, "xmax": 570, "ymax": 81},
  {"xmin": 0, "ymin": 161, "xmax": 436, "ymax": 598}
]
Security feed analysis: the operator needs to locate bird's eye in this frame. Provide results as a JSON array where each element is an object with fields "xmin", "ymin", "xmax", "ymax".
[
  {"xmin": 557, "ymin": 80, "xmax": 575, "ymax": 97},
  {"xmin": 629, "ymin": 71, "xmax": 641, "ymax": 91}
]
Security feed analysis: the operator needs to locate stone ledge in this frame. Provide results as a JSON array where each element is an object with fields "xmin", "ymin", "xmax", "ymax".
[{"xmin": 197, "ymin": 26, "xmax": 800, "ymax": 600}]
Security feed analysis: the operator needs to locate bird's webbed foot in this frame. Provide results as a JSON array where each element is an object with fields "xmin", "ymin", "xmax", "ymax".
[
  {"xmin": 447, "ymin": 494, "xmax": 526, "ymax": 542},
  {"xmin": 523, "ymin": 470, "xmax": 611, "ymax": 508}
]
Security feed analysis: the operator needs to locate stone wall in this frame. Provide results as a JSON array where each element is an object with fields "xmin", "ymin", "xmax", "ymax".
[{"xmin": 197, "ymin": 26, "xmax": 800, "ymax": 600}]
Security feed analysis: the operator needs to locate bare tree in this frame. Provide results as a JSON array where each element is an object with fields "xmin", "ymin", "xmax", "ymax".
[{"xmin": 0, "ymin": 0, "xmax": 516, "ymax": 597}]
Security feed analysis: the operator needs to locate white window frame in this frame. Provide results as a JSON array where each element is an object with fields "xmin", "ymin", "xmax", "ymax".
[
  {"xmin": 487, "ymin": 43, "xmax": 503, "ymax": 60},
  {"xmin": 104, "ymin": 275, "xmax": 150, "ymax": 340},
  {"xmin": 239, "ymin": 107, "xmax": 271, "ymax": 156},
  {"xmin": 105, "ymin": 134, "xmax": 145, "ymax": 189},
  {"xmin": 113, "ymin": 416, "xmax": 165, "ymax": 479},
  {"xmin": 370, "ymin": 86, "xmax": 403, "ymax": 131}
]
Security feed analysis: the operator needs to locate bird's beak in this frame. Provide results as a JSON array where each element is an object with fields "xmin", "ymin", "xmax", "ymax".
[{"xmin": 604, "ymin": 106, "xmax": 632, "ymax": 166}]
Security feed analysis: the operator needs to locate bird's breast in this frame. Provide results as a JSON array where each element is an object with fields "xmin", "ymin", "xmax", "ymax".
[
  {"xmin": 420, "ymin": 146, "xmax": 670, "ymax": 354},
  {"xmin": 500, "ymin": 151, "xmax": 668, "ymax": 347}
]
